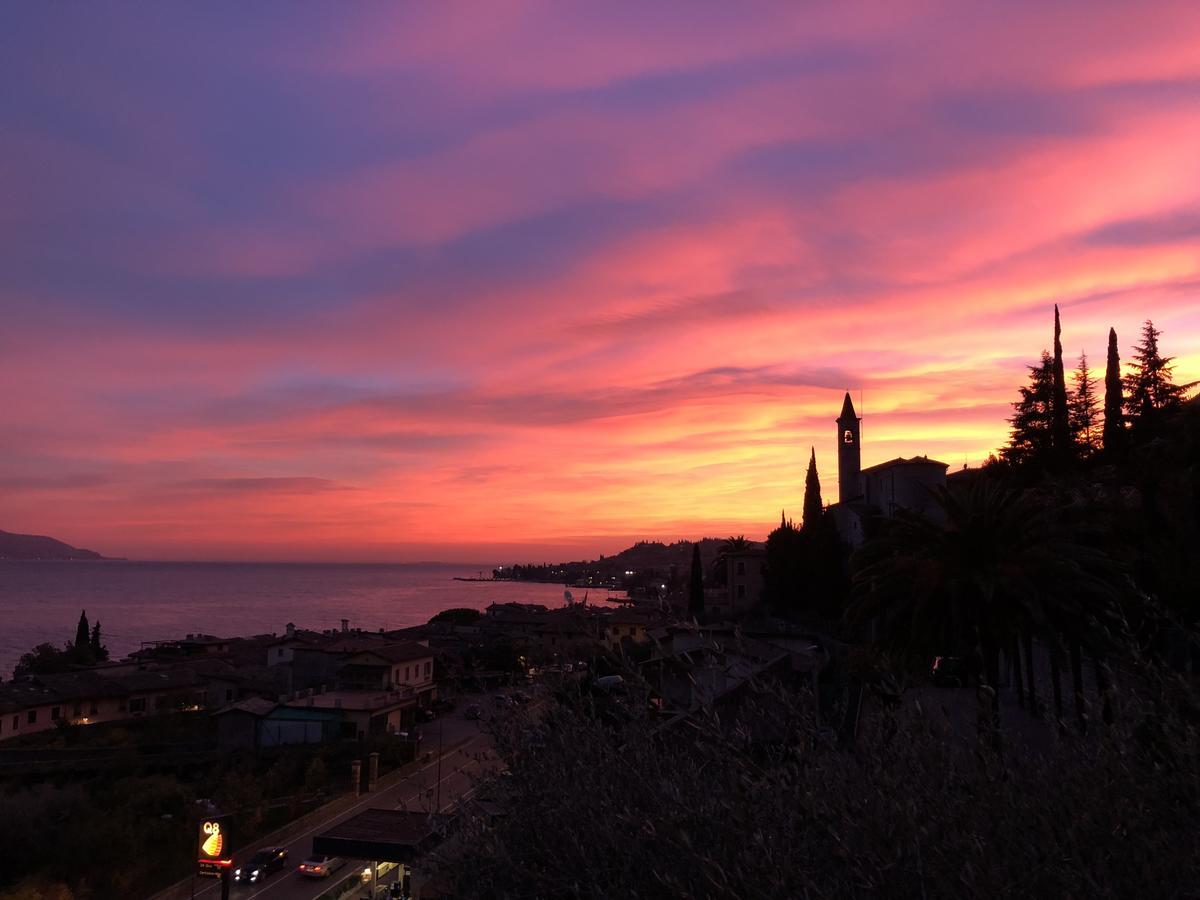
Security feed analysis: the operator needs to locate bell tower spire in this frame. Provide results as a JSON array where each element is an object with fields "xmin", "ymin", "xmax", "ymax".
[{"xmin": 837, "ymin": 392, "xmax": 862, "ymax": 503}]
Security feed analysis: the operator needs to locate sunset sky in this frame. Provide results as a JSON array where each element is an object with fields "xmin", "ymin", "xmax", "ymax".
[{"xmin": 3, "ymin": 3, "xmax": 1199, "ymax": 562}]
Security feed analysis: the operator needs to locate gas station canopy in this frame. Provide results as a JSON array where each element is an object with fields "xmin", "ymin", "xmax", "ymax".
[{"xmin": 312, "ymin": 809, "xmax": 452, "ymax": 863}]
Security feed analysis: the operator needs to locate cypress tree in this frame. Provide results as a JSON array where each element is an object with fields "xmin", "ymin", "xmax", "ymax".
[
  {"xmin": 802, "ymin": 447, "xmax": 823, "ymax": 530},
  {"xmin": 1051, "ymin": 305, "xmax": 1073, "ymax": 463},
  {"xmin": 74, "ymin": 610, "xmax": 90, "ymax": 651},
  {"xmin": 1070, "ymin": 351, "xmax": 1100, "ymax": 452},
  {"xmin": 687, "ymin": 542, "xmax": 704, "ymax": 617},
  {"xmin": 90, "ymin": 621, "xmax": 108, "ymax": 661},
  {"xmin": 764, "ymin": 517, "xmax": 805, "ymax": 617},
  {"xmin": 1102, "ymin": 327, "xmax": 1126, "ymax": 456}
]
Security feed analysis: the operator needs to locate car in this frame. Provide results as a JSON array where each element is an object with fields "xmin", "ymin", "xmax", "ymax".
[
  {"xmin": 432, "ymin": 697, "xmax": 456, "ymax": 713},
  {"xmin": 464, "ymin": 703, "xmax": 482, "ymax": 720},
  {"xmin": 299, "ymin": 855, "xmax": 346, "ymax": 878},
  {"xmin": 419, "ymin": 707, "xmax": 436, "ymax": 722},
  {"xmin": 931, "ymin": 656, "xmax": 966, "ymax": 687},
  {"xmin": 233, "ymin": 847, "xmax": 288, "ymax": 884}
]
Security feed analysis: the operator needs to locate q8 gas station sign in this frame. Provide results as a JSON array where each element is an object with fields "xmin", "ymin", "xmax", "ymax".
[{"xmin": 197, "ymin": 816, "xmax": 233, "ymax": 877}]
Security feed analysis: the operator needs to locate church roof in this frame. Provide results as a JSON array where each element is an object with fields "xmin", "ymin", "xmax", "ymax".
[
  {"xmin": 838, "ymin": 392, "xmax": 857, "ymax": 422},
  {"xmin": 861, "ymin": 455, "xmax": 949, "ymax": 475}
]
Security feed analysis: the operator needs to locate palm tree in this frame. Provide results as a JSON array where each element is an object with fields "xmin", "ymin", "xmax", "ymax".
[
  {"xmin": 850, "ymin": 480, "xmax": 1122, "ymax": 741},
  {"xmin": 721, "ymin": 535, "xmax": 751, "ymax": 554},
  {"xmin": 711, "ymin": 534, "xmax": 751, "ymax": 585}
]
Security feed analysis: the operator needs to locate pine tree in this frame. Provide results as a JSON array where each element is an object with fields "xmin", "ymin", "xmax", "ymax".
[
  {"xmin": 1102, "ymin": 327, "xmax": 1126, "ymax": 456},
  {"xmin": 802, "ymin": 447, "xmax": 823, "ymax": 530},
  {"xmin": 687, "ymin": 542, "xmax": 704, "ymax": 617},
  {"xmin": 1051, "ymin": 304, "xmax": 1073, "ymax": 463},
  {"xmin": 1124, "ymin": 319, "xmax": 1192, "ymax": 437},
  {"xmin": 1070, "ymin": 351, "xmax": 1100, "ymax": 452},
  {"xmin": 1002, "ymin": 352, "xmax": 1054, "ymax": 468}
]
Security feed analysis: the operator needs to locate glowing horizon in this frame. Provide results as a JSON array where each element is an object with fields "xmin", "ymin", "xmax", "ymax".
[{"xmin": 2, "ymin": 3, "xmax": 1199, "ymax": 562}]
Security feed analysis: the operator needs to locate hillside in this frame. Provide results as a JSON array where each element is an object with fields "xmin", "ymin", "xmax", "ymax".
[
  {"xmin": 601, "ymin": 538, "xmax": 756, "ymax": 571},
  {"xmin": 0, "ymin": 529, "xmax": 106, "ymax": 560},
  {"xmin": 496, "ymin": 537, "xmax": 764, "ymax": 585}
]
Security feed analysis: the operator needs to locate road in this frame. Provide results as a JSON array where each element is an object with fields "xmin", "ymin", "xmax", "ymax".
[{"xmin": 190, "ymin": 698, "xmax": 506, "ymax": 900}]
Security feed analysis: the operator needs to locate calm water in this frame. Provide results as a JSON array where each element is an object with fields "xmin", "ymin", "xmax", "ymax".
[{"xmin": 0, "ymin": 561, "xmax": 569, "ymax": 679}]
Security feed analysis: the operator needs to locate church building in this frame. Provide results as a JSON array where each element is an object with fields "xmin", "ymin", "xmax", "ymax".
[{"xmin": 828, "ymin": 393, "xmax": 948, "ymax": 546}]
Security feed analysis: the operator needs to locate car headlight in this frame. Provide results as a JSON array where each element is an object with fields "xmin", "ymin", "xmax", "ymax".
[
  {"xmin": 234, "ymin": 869, "xmax": 241, "ymax": 876},
  {"xmin": 251, "ymin": 870, "xmax": 260, "ymax": 880}
]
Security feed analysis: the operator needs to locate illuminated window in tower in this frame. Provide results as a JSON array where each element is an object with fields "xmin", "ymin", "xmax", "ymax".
[{"xmin": 843, "ymin": 429, "xmax": 854, "ymax": 443}]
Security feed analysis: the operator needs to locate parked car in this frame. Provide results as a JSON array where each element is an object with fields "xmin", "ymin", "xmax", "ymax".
[
  {"xmin": 299, "ymin": 855, "xmax": 346, "ymax": 879},
  {"xmin": 233, "ymin": 847, "xmax": 288, "ymax": 884},
  {"xmin": 931, "ymin": 656, "xmax": 966, "ymax": 687},
  {"xmin": 419, "ymin": 707, "xmax": 437, "ymax": 722},
  {"xmin": 464, "ymin": 703, "xmax": 482, "ymax": 720}
]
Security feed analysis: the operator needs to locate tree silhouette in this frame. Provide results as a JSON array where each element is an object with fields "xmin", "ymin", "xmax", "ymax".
[
  {"xmin": 1124, "ymin": 319, "xmax": 1194, "ymax": 438},
  {"xmin": 1070, "ymin": 351, "xmax": 1100, "ymax": 453},
  {"xmin": 1102, "ymin": 327, "xmax": 1126, "ymax": 458},
  {"xmin": 1003, "ymin": 352, "xmax": 1054, "ymax": 468},
  {"xmin": 720, "ymin": 535, "xmax": 750, "ymax": 554},
  {"xmin": 764, "ymin": 515, "xmax": 804, "ymax": 617},
  {"xmin": 802, "ymin": 447, "xmax": 823, "ymax": 529},
  {"xmin": 687, "ymin": 542, "xmax": 704, "ymax": 617},
  {"xmin": 90, "ymin": 621, "xmax": 109, "ymax": 662},
  {"xmin": 1051, "ymin": 305, "xmax": 1073, "ymax": 465},
  {"xmin": 74, "ymin": 610, "xmax": 90, "ymax": 653},
  {"xmin": 851, "ymin": 481, "xmax": 1122, "ymax": 740}
]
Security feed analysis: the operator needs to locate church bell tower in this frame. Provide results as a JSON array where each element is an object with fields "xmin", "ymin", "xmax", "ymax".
[{"xmin": 837, "ymin": 392, "xmax": 862, "ymax": 503}]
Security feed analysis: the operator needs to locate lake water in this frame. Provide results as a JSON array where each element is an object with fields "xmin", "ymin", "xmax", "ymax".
[{"xmin": 0, "ymin": 561, "xmax": 570, "ymax": 678}]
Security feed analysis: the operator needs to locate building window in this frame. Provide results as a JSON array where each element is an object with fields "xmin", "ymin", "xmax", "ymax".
[
  {"xmin": 424, "ymin": 661, "xmax": 431, "ymax": 677},
  {"xmin": 11, "ymin": 715, "xmax": 17, "ymax": 731},
  {"xmin": 844, "ymin": 429, "xmax": 854, "ymax": 443},
  {"xmin": 51, "ymin": 707, "xmax": 61, "ymax": 720},
  {"xmin": 27, "ymin": 710, "xmax": 37, "ymax": 725},
  {"xmin": 736, "ymin": 561, "xmax": 745, "ymax": 576},
  {"xmin": 129, "ymin": 698, "xmax": 147, "ymax": 713},
  {"xmin": 277, "ymin": 648, "xmax": 284, "ymax": 657},
  {"xmin": 73, "ymin": 703, "xmax": 83, "ymax": 717},
  {"xmin": 404, "ymin": 666, "xmax": 410, "ymax": 681},
  {"xmin": 737, "ymin": 585, "xmax": 747, "ymax": 599}
]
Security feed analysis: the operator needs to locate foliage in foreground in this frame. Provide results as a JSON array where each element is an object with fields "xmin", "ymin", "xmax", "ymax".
[{"xmin": 439, "ymin": 670, "xmax": 1200, "ymax": 899}]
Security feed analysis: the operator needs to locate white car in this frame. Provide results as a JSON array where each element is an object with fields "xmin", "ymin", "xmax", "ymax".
[{"xmin": 299, "ymin": 855, "xmax": 345, "ymax": 878}]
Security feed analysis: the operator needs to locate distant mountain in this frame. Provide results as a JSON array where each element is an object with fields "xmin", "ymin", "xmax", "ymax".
[
  {"xmin": 0, "ymin": 529, "xmax": 106, "ymax": 560},
  {"xmin": 600, "ymin": 538, "xmax": 754, "ymax": 571}
]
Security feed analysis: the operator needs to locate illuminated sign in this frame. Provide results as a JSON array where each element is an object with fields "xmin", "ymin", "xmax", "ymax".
[{"xmin": 197, "ymin": 817, "xmax": 233, "ymax": 877}]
